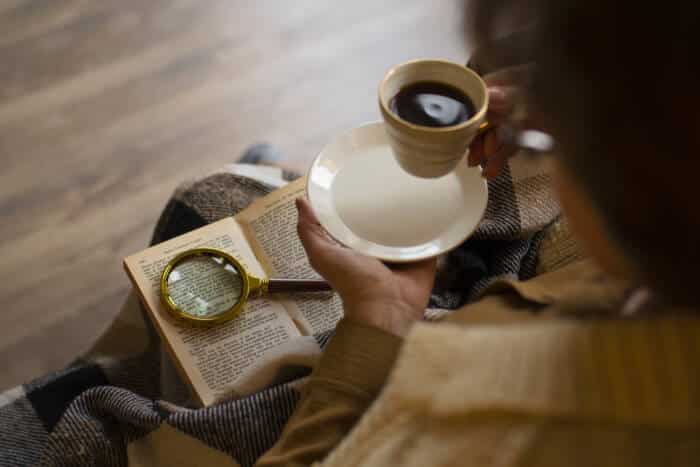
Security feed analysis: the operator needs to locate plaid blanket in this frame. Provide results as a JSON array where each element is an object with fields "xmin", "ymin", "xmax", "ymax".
[{"xmin": 0, "ymin": 158, "xmax": 564, "ymax": 467}]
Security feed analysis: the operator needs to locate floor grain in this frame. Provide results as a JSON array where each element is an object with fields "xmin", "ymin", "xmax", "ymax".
[{"xmin": 0, "ymin": 0, "xmax": 468, "ymax": 390}]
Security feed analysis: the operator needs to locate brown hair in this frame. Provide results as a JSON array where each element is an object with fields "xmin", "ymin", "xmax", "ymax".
[{"xmin": 469, "ymin": 0, "xmax": 700, "ymax": 306}]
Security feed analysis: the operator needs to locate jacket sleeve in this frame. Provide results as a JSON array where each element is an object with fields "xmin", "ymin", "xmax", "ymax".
[{"xmin": 255, "ymin": 319, "xmax": 402, "ymax": 467}]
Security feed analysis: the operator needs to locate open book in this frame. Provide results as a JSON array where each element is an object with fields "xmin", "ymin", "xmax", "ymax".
[{"xmin": 124, "ymin": 178, "xmax": 343, "ymax": 406}]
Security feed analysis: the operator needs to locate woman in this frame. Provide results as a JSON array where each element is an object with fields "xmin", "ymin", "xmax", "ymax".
[{"xmin": 255, "ymin": 0, "xmax": 700, "ymax": 465}]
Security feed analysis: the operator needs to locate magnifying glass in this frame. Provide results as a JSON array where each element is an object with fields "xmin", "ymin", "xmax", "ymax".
[{"xmin": 160, "ymin": 248, "xmax": 331, "ymax": 326}]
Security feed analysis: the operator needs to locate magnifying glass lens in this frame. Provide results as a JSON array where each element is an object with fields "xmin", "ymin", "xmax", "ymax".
[{"xmin": 167, "ymin": 254, "xmax": 243, "ymax": 319}]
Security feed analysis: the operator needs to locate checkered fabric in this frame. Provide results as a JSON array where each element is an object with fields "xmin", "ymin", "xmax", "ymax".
[{"xmin": 0, "ymin": 158, "xmax": 559, "ymax": 466}]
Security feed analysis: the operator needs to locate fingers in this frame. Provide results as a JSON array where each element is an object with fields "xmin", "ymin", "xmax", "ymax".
[
  {"xmin": 482, "ymin": 64, "xmax": 535, "ymax": 87},
  {"xmin": 469, "ymin": 128, "xmax": 513, "ymax": 179},
  {"xmin": 297, "ymin": 199, "xmax": 436, "ymax": 280},
  {"xmin": 468, "ymin": 133, "xmax": 485, "ymax": 167},
  {"xmin": 486, "ymin": 132, "xmax": 519, "ymax": 179},
  {"xmin": 296, "ymin": 198, "xmax": 336, "ymax": 270},
  {"xmin": 482, "ymin": 148, "xmax": 510, "ymax": 180},
  {"xmin": 488, "ymin": 81, "xmax": 542, "ymax": 130},
  {"xmin": 483, "ymin": 129, "xmax": 500, "ymax": 155},
  {"xmin": 469, "ymin": 130, "xmax": 497, "ymax": 171},
  {"xmin": 296, "ymin": 197, "xmax": 320, "ymax": 225},
  {"xmin": 469, "ymin": 85, "xmax": 517, "ymax": 169},
  {"xmin": 296, "ymin": 198, "xmax": 334, "ymax": 250},
  {"xmin": 469, "ymin": 83, "xmax": 524, "ymax": 179},
  {"xmin": 487, "ymin": 86, "xmax": 518, "ymax": 125}
]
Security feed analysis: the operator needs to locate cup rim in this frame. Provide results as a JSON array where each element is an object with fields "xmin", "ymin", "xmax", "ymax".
[{"xmin": 378, "ymin": 58, "xmax": 489, "ymax": 134}]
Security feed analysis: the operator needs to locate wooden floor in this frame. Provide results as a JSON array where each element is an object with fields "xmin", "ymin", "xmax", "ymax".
[{"xmin": 0, "ymin": 0, "xmax": 468, "ymax": 390}]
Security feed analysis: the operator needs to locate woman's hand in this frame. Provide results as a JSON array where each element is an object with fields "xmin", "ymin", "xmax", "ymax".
[
  {"xmin": 296, "ymin": 198, "xmax": 436, "ymax": 338},
  {"xmin": 469, "ymin": 65, "xmax": 534, "ymax": 179}
]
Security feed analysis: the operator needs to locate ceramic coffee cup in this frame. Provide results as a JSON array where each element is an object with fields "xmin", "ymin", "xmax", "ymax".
[{"xmin": 379, "ymin": 59, "xmax": 489, "ymax": 178}]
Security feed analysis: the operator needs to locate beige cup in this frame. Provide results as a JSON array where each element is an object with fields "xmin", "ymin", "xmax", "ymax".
[{"xmin": 379, "ymin": 59, "xmax": 489, "ymax": 178}]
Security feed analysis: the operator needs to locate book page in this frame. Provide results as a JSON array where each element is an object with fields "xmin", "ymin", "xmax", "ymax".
[
  {"xmin": 237, "ymin": 178, "xmax": 344, "ymax": 335},
  {"xmin": 123, "ymin": 217, "xmax": 300, "ymax": 406}
]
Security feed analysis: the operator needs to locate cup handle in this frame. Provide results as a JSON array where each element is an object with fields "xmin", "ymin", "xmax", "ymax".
[{"xmin": 478, "ymin": 121, "xmax": 492, "ymax": 135}]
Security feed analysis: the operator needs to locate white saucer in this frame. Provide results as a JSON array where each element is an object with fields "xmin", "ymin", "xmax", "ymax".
[{"xmin": 306, "ymin": 122, "xmax": 488, "ymax": 262}]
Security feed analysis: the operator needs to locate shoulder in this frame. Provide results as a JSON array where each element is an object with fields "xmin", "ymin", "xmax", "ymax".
[{"xmin": 445, "ymin": 259, "xmax": 631, "ymax": 327}]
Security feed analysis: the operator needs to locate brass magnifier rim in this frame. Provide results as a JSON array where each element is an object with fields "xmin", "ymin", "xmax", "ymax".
[{"xmin": 160, "ymin": 247, "xmax": 251, "ymax": 326}]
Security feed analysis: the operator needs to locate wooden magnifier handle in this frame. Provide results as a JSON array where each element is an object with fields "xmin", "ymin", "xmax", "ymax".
[
  {"xmin": 477, "ymin": 121, "xmax": 492, "ymax": 135},
  {"xmin": 267, "ymin": 279, "xmax": 332, "ymax": 294}
]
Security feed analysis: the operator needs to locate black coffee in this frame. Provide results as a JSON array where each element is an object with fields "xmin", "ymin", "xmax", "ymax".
[{"xmin": 389, "ymin": 81, "xmax": 475, "ymax": 128}]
